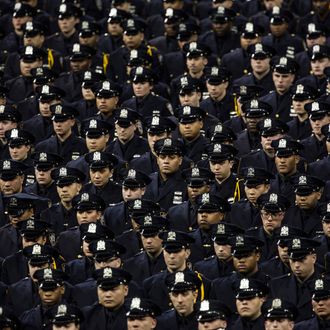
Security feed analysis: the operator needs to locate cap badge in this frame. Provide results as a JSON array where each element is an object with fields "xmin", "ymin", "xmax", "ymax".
[
  {"xmin": 315, "ymin": 279, "xmax": 324, "ymax": 290},
  {"xmin": 82, "ymin": 21, "xmax": 89, "ymax": 29},
  {"xmin": 59, "ymin": 4, "xmax": 67, "ymax": 13},
  {"xmin": 200, "ymin": 300, "xmax": 210, "ymax": 311},
  {"xmin": 311, "ymin": 102, "xmax": 319, "ymax": 111},
  {"xmin": 88, "ymin": 223, "xmax": 97, "ymax": 234},
  {"xmin": 26, "ymin": 46, "xmax": 33, "ymax": 56},
  {"xmin": 39, "ymin": 152, "xmax": 47, "ymax": 161},
  {"xmin": 201, "ymin": 193, "xmax": 210, "ymax": 203},
  {"xmin": 179, "ymin": 23, "xmax": 186, "ymax": 31},
  {"xmin": 103, "ymin": 268, "xmax": 112, "ymax": 278},
  {"xmin": 246, "ymin": 22, "xmax": 254, "ymax": 33},
  {"xmin": 280, "ymin": 226, "xmax": 289, "ymax": 236},
  {"xmin": 166, "ymin": 8, "xmax": 174, "ymax": 16},
  {"xmin": 272, "ymin": 298, "xmax": 282, "ymax": 309},
  {"xmin": 127, "ymin": 169, "xmax": 136, "ymax": 179},
  {"xmin": 236, "ymin": 235, "xmax": 244, "ymax": 246},
  {"xmin": 298, "ymin": 176, "xmax": 307, "ymax": 185},
  {"xmin": 120, "ymin": 109, "xmax": 128, "ymax": 118},
  {"xmin": 136, "ymin": 66, "xmax": 143, "ymax": 75},
  {"xmin": 278, "ymin": 139, "xmax": 287, "ymax": 148},
  {"xmin": 54, "ymin": 105, "xmax": 62, "ymax": 115},
  {"xmin": 57, "ymin": 305, "xmax": 67, "ymax": 316},
  {"xmin": 26, "ymin": 219, "xmax": 35, "ymax": 229},
  {"xmin": 272, "ymin": 6, "xmax": 280, "ymax": 14},
  {"xmin": 217, "ymin": 223, "xmax": 225, "ymax": 235},
  {"xmin": 269, "ymin": 193, "xmax": 278, "ymax": 203},
  {"xmin": 127, "ymin": 19, "xmax": 134, "ymax": 28},
  {"xmin": 9, "ymin": 197, "xmax": 17, "ymax": 207},
  {"xmin": 327, "ymin": 202, "xmax": 330, "ymax": 213},
  {"xmin": 3, "ymin": 160, "xmax": 11, "ymax": 170},
  {"xmin": 32, "ymin": 244, "xmax": 41, "ymax": 255},
  {"xmin": 217, "ymin": 6, "xmax": 225, "ymax": 14},
  {"xmin": 213, "ymin": 144, "xmax": 221, "ymax": 152},
  {"xmin": 308, "ymin": 23, "xmax": 316, "ymax": 33},
  {"xmin": 131, "ymin": 297, "xmax": 141, "ymax": 309},
  {"xmin": 44, "ymin": 268, "xmax": 53, "ymax": 280},
  {"xmin": 36, "ymin": 67, "xmax": 43, "ymax": 75},
  {"xmin": 292, "ymin": 238, "xmax": 301, "ymax": 249},
  {"xmin": 247, "ymin": 167, "xmax": 255, "ymax": 177},
  {"xmin": 189, "ymin": 42, "xmax": 197, "ymax": 51},
  {"xmin": 0, "ymin": 106, "xmax": 4, "ymax": 114},
  {"xmin": 313, "ymin": 45, "xmax": 320, "ymax": 53},
  {"xmin": 167, "ymin": 231, "xmax": 176, "ymax": 241},
  {"xmin": 174, "ymin": 272, "xmax": 185, "ymax": 284},
  {"xmin": 183, "ymin": 106, "xmax": 191, "ymax": 115},
  {"xmin": 130, "ymin": 49, "xmax": 138, "ymax": 59},
  {"xmin": 211, "ymin": 67, "xmax": 219, "ymax": 76},
  {"xmin": 264, "ymin": 118, "xmax": 272, "ymax": 128},
  {"xmin": 73, "ymin": 43, "xmax": 80, "ymax": 53},
  {"xmin": 81, "ymin": 193, "xmax": 89, "ymax": 202},
  {"xmin": 151, "ymin": 116, "xmax": 160, "ymax": 126},
  {"xmin": 133, "ymin": 199, "xmax": 142, "ymax": 209},
  {"xmin": 10, "ymin": 129, "xmax": 18, "ymax": 138},
  {"xmin": 296, "ymin": 84, "xmax": 304, "ymax": 94},
  {"xmin": 163, "ymin": 138, "xmax": 172, "ymax": 147},
  {"xmin": 14, "ymin": 3, "xmax": 22, "ymax": 10},
  {"xmin": 214, "ymin": 124, "xmax": 223, "ymax": 133},
  {"xmin": 240, "ymin": 278, "xmax": 250, "ymax": 289},
  {"xmin": 109, "ymin": 8, "xmax": 117, "ymax": 16},
  {"xmin": 180, "ymin": 76, "xmax": 188, "ymax": 86},
  {"xmin": 89, "ymin": 119, "xmax": 97, "ymax": 129},
  {"xmin": 93, "ymin": 152, "xmax": 101, "ymax": 161},
  {"xmin": 255, "ymin": 43, "xmax": 263, "ymax": 53},
  {"xmin": 240, "ymin": 85, "xmax": 247, "ymax": 95},
  {"xmin": 279, "ymin": 57, "xmax": 287, "ymax": 66},
  {"xmin": 191, "ymin": 167, "xmax": 200, "ymax": 177},
  {"xmin": 102, "ymin": 81, "xmax": 110, "ymax": 90},
  {"xmin": 251, "ymin": 99, "xmax": 258, "ymax": 108},
  {"xmin": 59, "ymin": 167, "xmax": 67, "ymax": 176},
  {"xmin": 97, "ymin": 240, "xmax": 106, "ymax": 251},
  {"xmin": 144, "ymin": 215, "xmax": 152, "ymax": 226}
]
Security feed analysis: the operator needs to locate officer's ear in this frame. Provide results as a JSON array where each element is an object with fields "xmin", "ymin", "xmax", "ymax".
[
  {"xmin": 76, "ymin": 182, "xmax": 82, "ymax": 193},
  {"xmin": 104, "ymin": 133, "xmax": 110, "ymax": 143},
  {"xmin": 202, "ymin": 57, "xmax": 208, "ymax": 66},
  {"xmin": 139, "ymin": 32, "xmax": 145, "ymax": 42},
  {"xmin": 294, "ymin": 155, "xmax": 300, "ymax": 165},
  {"xmin": 151, "ymin": 318, "xmax": 157, "ymax": 329},
  {"xmin": 140, "ymin": 186, "xmax": 146, "ymax": 196},
  {"xmin": 264, "ymin": 184, "xmax": 270, "ymax": 194},
  {"xmin": 184, "ymin": 247, "xmax": 191, "ymax": 259},
  {"xmin": 59, "ymin": 285, "xmax": 65, "ymax": 295},
  {"xmin": 178, "ymin": 156, "xmax": 183, "ymax": 166},
  {"xmin": 123, "ymin": 284, "xmax": 129, "ymax": 297}
]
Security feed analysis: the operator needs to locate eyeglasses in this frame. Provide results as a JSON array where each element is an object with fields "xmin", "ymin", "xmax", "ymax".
[{"xmin": 260, "ymin": 211, "xmax": 283, "ymax": 219}]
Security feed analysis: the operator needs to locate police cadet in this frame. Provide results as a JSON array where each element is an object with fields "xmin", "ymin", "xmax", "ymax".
[
  {"xmin": 295, "ymin": 277, "xmax": 330, "ymax": 329},
  {"xmin": 263, "ymin": 298, "xmax": 297, "ymax": 330},
  {"xmin": 106, "ymin": 107, "xmax": 149, "ymax": 162},
  {"xmin": 41, "ymin": 167, "xmax": 85, "ymax": 236},
  {"xmin": 82, "ymin": 267, "xmax": 131, "ymax": 330},
  {"xmin": 168, "ymin": 166, "xmax": 212, "ymax": 232},
  {"xmin": 247, "ymin": 192, "xmax": 291, "ymax": 262},
  {"xmin": 233, "ymin": 278, "xmax": 268, "ymax": 330},
  {"xmin": 126, "ymin": 297, "xmax": 161, "ymax": 330},
  {"xmin": 121, "ymin": 66, "xmax": 173, "ymax": 118},
  {"xmin": 190, "ymin": 192, "xmax": 231, "ymax": 263},
  {"xmin": 269, "ymin": 237, "xmax": 322, "ymax": 322},
  {"xmin": 194, "ymin": 222, "xmax": 244, "ymax": 280},
  {"xmin": 35, "ymin": 104, "xmax": 88, "ymax": 165},
  {"xmin": 210, "ymin": 234, "xmax": 267, "ymax": 316},
  {"xmin": 287, "ymin": 83, "xmax": 317, "ymax": 140},
  {"xmin": 47, "ymin": 303, "xmax": 83, "ymax": 330},
  {"xmin": 301, "ymin": 100, "xmax": 330, "ymax": 163},
  {"xmin": 229, "ymin": 167, "xmax": 273, "ymax": 229},
  {"xmin": 55, "ymin": 193, "xmax": 107, "ymax": 262},
  {"xmin": 123, "ymin": 214, "xmax": 167, "ymax": 285},
  {"xmin": 156, "ymin": 271, "xmax": 201, "ymax": 329},
  {"xmin": 19, "ymin": 268, "xmax": 69, "ymax": 329},
  {"xmin": 143, "ymin": 138, "xmax": 188, "ymax": 211}
]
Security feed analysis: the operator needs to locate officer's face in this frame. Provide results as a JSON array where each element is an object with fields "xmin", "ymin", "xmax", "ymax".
[
  {"xmin": 82, "ymin": 86, "xmax": 95, "ymax": 100},
  {"xmin": 209, "ymin": 159, "xmax": 233, "ymax": 181},
  {"xmin": 23, "ymin": 235, "xmax": 47, "ymax": 249},
  {"xmin": 86, "ymin": 135, "xmax": 109, "ymax": 152},
  {"xmin": 53, "ymin": 118, "xmax": 75, "ymax": 137},
  {"xmin": 233, "ymin": 251, "xmax": 260, "ymax": 274},
  {"xmin": 312, "ymin": 297, "xmax": 330, "ymax": 319},
  {"xmin": 263, "ymin": 0, "xmax": 283, "ymax": 10},
  {"xmin": 236, "ymin": 296, "xmax": 264, "ymax": 319},
  {"xmin": 97, "ymin": 284, "xmax": 128, "ymax": 309},
  {"xmin": 123, "ymin": 32, "xmax": 144, "ymax": 49},
  {"xmin": 82, "ymin": 239, "xmax": 93, "ymax": 257},
  {"xmin": 96, "ymin": 96, "xmax": 118, "ymax": 114},
  {"xmin": 115, "ymin": 123, "xmax": 137, "ymax": 143},
  {"xmin": 9, "ymin": 144, "xmax": 30, "ymax": 161},
  {"xmin": 90, "ymin": 167, "xmax": 113, "ymax": 187},
  {"xmin": 94, "ymin": 257, "xmax": 121, "ymax": 270},
  {"xmin": 198, "ymin": 318, "xmax": 227, "ymax": 330},
  {"xmin": 28, "ymin": 262, "xmax": 49, "ymax": 280},
  {"xmin": 133, "ymin": 82, "xmax": 152, "ymax": 98},
  {"xmin": 265, "ymin": 318, "xmax": 294, "ymax": 330},
  {"xmin": 24, "ymin": 34, "xmax": 45, "ymax": 48},
  {"xmin": 127, "ymin": 316, "xmax": 157, "ymax": 330},
  {"xmin": 186, "ymin": 57, "xmax": 208, "ymax": 75},
  {"xmin": 277, "ymin": 243, "xmax": 289, "ymax": 263},
  {"xmin": 289, "ymin": 254, "xmax": 316, "ymax": 280},
  {"xmin": 306, "ymin": 35, "xmax": 326, "ymax": 48},
  {"xmin": 76, "ymin": 209, "xmax": 102, "ymax": 225},
  {"xmin": 296, "ymin": 191, "xmax": 321, "ymax": 210},
  {"xmin": 322, "ymin": 220, "xmax": 330, "ymax": 237},
  {"xmin": 164, "ymin": 22, "xmax": 177, "ymax": 37},
  {"xmin": 53, "ymin": 322, "xmax": 79, "ymax": 330},
  {"xmin": 187, "ymin": 184, "xmax": 209, "ymax": 202},
  {"xmin": 292, "ymin": 99, "xmax": 312, "ymax": 116},
  {"xmin": 56, "ymin": 182, "xmax": 81, "ymax": 203},
  {"xmin": 261, "ymin": 209, "xmax": 285, "ymax": 234},
  {"xmin": 245, "ymin": 116, "xmax": 264, "ymax": 132},
  {"xmin": 20, "ymin": 59, "xmax": 42, "ymax": 77},
  {"xmin": 0, "ymin": 175, "xmax": 24, "ymax": 195},
  {"xmin": 261, "ymin": 133, "xmax": 283, "ymax": 153},
  {"xmin": 147, "ymin": 131, "xmax": 170, "ymax": 153},
  {"xmin": 157, "ymin": 154, "xmax": 182, "ymax": 176},
  {"xmin": 179, "ymin": 120, "xmax": 203, "ymax": 141},
  {"xmin": 270, "ymin": 22, "xmax": 288, "ymax": 37},
  {"xmin": 58, "ymin": 16, "xmax": 79, "ymax": 34},
  {"xmin": 272, "ymin": 72, "xmax": 295, "ymax": 94},
  {"xmin": 12, "ymin": 16, "xmax": 31, "ymax": 33},
  {"xmin": 244, "ymin": 184, "xmax": 270, "ymax": 204},
  {"xmin": 212, "ymin": 22, "xmax": 231, "ymax": 36},
  {"xmin": 206, "ymin": 81, "xmax": 228, "ymax": 100},
  {"xmin": 311, "ymin": 58, "xmax": 330, "ymax": 78},
  {"xmin": 179, "ymin": 91, "xmax": 201, "ymax": 107},
  {"xmin": 108, "ymin": 22, "xmax": 124, "ymax": 36},
  {"xmin": 214, "ymin": 242, "xmax": 232, "ymax": 261},
  {"xmin": 35, "ymin": 167, "xmax": 53, "ymax": 186},
  {"xmin": 198, "ymin": 211, "xmax": 224, "ymax": 230},
  {"xmin": 141, "ymin": 234, "xmax": 163, "ymax": 255},
  {"xmin": 240, "ymin": 36, "xmax": 260, "ymax": 50},
  {"xmin": 39, "ymin": 99, "xmax": 59, "ymax": 117},
  {"xmin": 310, "ymin": 115, "xmax": 330, "ymax": 136},
  {"xmin": 79, "ymin": 35, "xmax": 99, "ymax": 48},
  {"xmin": 251, "ymin": 58, "xmax": 270, "ymax": 75},
  {"xmin": 0, "ymin": 120, "xmax": 17, "ymax": 138},
  {"xmin": 312, "ymin": 0, "xmax": 329, "ymax": 13},
  {"xmin": 163, "ymin": 248, "xmax": 190, "ymax": 271},
  {"xmin": 122, "ymin": 186, "xmax": 145, "ymax": 202},
  {"xmin": 275, "ymin": 155, "xmax": 299, "ymax": 176},
  {"xmin": 70, "ymin": 59, "xmax": 91, "ymax": 72},
  {"xmin": 39, "ymin": 286, "xmax": 65, "ymax": 306},
  {"xmin": 169, "ymin": 290, "xmax": 197, "ymax": 317}
]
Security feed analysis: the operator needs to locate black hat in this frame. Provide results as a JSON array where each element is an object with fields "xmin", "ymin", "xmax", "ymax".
[
  {"xmin": 160, "ymin": 230, "xmax": 195, "ymax": 252},
  {"xmin": 177, "ymin": 106, "xmax": 206, "ymax": 123},
  {"xmin": 114, "ymin": 108, "xmax": 141, "ymax": 128},
  {"xmin": 154, "ymin": 138, "xmax": 185, "ymax": 156},
  {"xmin": 205, "ymin": 66, "xmax": 231, "ymax": 84},
  {"xmin": 123, "ymin": 18, "xmax": 146, "ymax": 35},
  {"xmin": 31, "ymin": 152, "xmax": 63, "ymax": 171},
  {"xmin": 308, "ymin": 45, "xmax": 330, "ymax": 60},
  {"xmin": 165, "ymin": 270, "xmax": 201, "ymax": 292},
  {"xmin": 211, "ymin": 6, "xmax": 236, "ymax": 23},
  {"xmin": 0, "ymin": 159, "xmax": 28, "ymax": 181},
  {"xmin": 107, "ymin": 8, "xmax": 132, "ymax": 24},
  {"xmin": 291, "ymin": 83, "xmax": 318, "ymax": 101},
  {"xmin": 122, "ymin": 168, "xmax": 151, "ymax": 188},
  {"xmin": 232, "ymin": 84, "xmax": 264, "ymax": 103},
  {"xmin": 207, "ymin": 124, "xmax": 237, "ymax": 143},
  {"xmin": 131, "ymin": 66, "xmax": 154, "ymax": 83},
  {"xmin": 82, "ymin": 69, "xmax": 105, "ymax": 89},
  {"xmin": 235, "ymin": 278, "xmax": 268, "ymax": 299},
  {"xmin": 208, "ymin": 143, "xmax": 238, "ymax": 162},
  {"xmin": 196, "ymin": 193, "xmax": 231, "ymax": 213},
  {"xmin": 292, "ymin": 174, "xmax": 325, "ymax": 196},
  {"xmin": 274, "ymin": 225, "xmax": 308, "ymax": 247},
  {"xmin": 72, "ymin": 193, "xmax": 106, "ymax": 212},
  {"xmin": 163, "ymin": 8, "xmax": 187, "ymax": 24},
  {"xmin": 0, "ymin": 306, "xmax": 20, "ymax": 329},
  {"xmin": 240, "ymin": 22, "xmax": 264, "ymax": 39},
  {"xmin": 257, "ymin": 192, "xmax": 291, "ymax": 212},
  {"xmin": 134, "ymin": 214, "xmax": 168, "ymax": 236},
  {"xmin": 36, "ymin": 85, "xmax": 65, "ymax": 101},
  {"xmin": 213, "ymin": 222, "xmax": 245, "ymax": 245},
  {"xmin": 312, "ymin": 278, "xmax": 330, "ymax": 301},
  {"xmin": 305, "ymin": 23, "xmax": 325, "ymax": 39},
  {"xmin": 33, "ymin": 268, "xmax": 68, "ymax": 290},
  {"xmin": 89, "ymin": 239, "xmax": 126, "ymax": 261},
  {"xmin": 271, "ymin": 137, "xmax": 303, "ymax": 157},
  {"xmin": 268, "ymin": 6, "xmax": 293, "ymax": 24},
  {"xmin": 257, "ymin": 118, "xmax": 289, "ymax": 137},
  {"xmin": 69, "ymin": 43, "xmax": 95, "ymax": 61},
  {"xmin": 57, "ymin": 3, "xmax": 82, "ymax": 19},
  {"xmin": 48, "ymin": 304, "xmax": 83, "ymax": 325},
  {"xmin": 183, "ymin": 42, "xmax": 209, "ymax": 58},
  {"xmin": 51, "ymin": 167, "xmax": 85, "ymax": 186},
  {"xmin": 80, "ymin": 222, "xmax": 114, "ymax": 241},
  {"xmin": 182, "ymin": 166, "xmax": 213, "ymax": 187},
  {"xmin": 23, "ymin": 243, "xmax": 58, "ymax": 265},
  {"xmin": 239, "ymin": 167, "xmax": 274, "ymax": 186},
  {"xmin": 145, "ymin": 116, "xmax": 177, "ymax": 134},
  {"xmin": 126, "ymin": 298, "xmax": 161, "ymax": 318},
  {"xmin": 305, "ymin": 100, "xmax": 330, "ymax": 120},
  {"xmin": 127, "ymin": 199, "xmax": 162, "ymax": 218},
  {"xmin": 263, "ymin": 298, "xmax": 297, "ymax": 320},
  {"xmin": 23, "ymin": 21, "xmax": 45, "ymax": 37},
  {"xmin": 18, "ymin": 219, "xmax": 51, "ymax": 239},
  {"xmin": 84, "ymin": 151, "xmax": 118, "ymax": 170},
  {"xmin": 271, "ymin": 56, "xmax": 299, "ymax": 74},
  {"xmin": 177, "ymin": 22, "xmax": 200, "ymax": 41},
  {"xmin": 230, "ymin": 235, "xmax": 264, "ymax": 257},
  {"xmin": 94, "ymin": 267, "xmax": 131, "ymax": 289},
  {"xmin": 13, "ymin": 2, "xmax": 35, "ymax": 17},
  {"xmin": 81, "ymin": 118, "xmax": 113, "ymax": 138},
  {"xmin": 6, "ymin": 128, "xmax": 35, "ymax": 147},
  {"xmin": 247, "ymin": 43, "xmax": 275, "ymax": 59},
  {"xmin": 4, "ymin": 193, "xmax": 45, "ymax": 215},
  {"xmin": 287, "ymin": 237, "xmax": 320, "ymax": 260},
  {"xmin": 94, "ymin": 80, "xmax": 121, "ymax": 98},
  {"xmin": 79, "ymin": 21, "xmax": 100, "ymax": 38},
  {"xmin": 50, "ymin": 104, "xmax": 78, "ymax": 122},
  {"xmin": 319, "ymin": 201, "xmax": 330, "ymax": 222},
  {"xmin": 322, "ymin": 123, "xmax": 330, "ymax": 141},
  {"xmin": 127, "ymin": 48, "xmax": 153, "ymax": 67},
  {"xmin": 197, "ymin": 300, "xmax": 230, "ymax": 322},
  {"xmin": 0, "ymin": 105, "xmax": 21, "ymax": 122},
  {"xmin": 30, "ymin": 66, "xmax": 58, "ymax": 85},
  {"xmin": 177, "ymin": 76, "xmax": 201, "ymax": 95},
  {"xmin": 242, "ymin": 99, "xmax": 273, "ymax": 118},
  {"xmin": 19, "ymin": 46, "xmax": 45, "ymax": 63}
]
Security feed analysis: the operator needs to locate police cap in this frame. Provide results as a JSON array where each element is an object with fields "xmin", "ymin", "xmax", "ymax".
[
  {"xmin": 122, "ymin": 168, "xmax": 152, "ymax": 188},
  {"xmin": 292, "ymin": 174, "xmax": 325, "ymax": 196},
  {"xmin": 271, "ymin": 56, "xmax": 299, "ymax": 74},
  {"xmin": 31, "ymin": 66, "xmax": 58, "ymax": 85},
  {"xmin": 165, "ymin": 270, "xmax": 201, "ymax": 292},
  {"xmin": 134, "ymin": 214, "xmax": 168, "ymax": 236},
  {"xmin": 235, "ymin": 278, "xmax": 269, "ymax": 299},
  {"xmin": 287, "ymin": 237, "xmax": 320, "ymax": 260},
  {"xmin": 239, "ymin": 167, "xmax": 274, "ymax": 186},
  {"xmin": 80, "ymin": 222, "xmax": 114, "ymax": 242},
  {"xmin": 312, "ymin": 278, "xmax": 330, "ymax": 301},
  {"xmin": 268, "ymin": 6, "xmax": 293, "ymax": 25},
  {"xmin": 247, "ymin": 43, "xmax": 275, "ymax": 59},
  {"xmin": 48, "ymin": 304, "xmax": 83, "ymax": 326},
  {"xmin": 50, "ymin": 104, "xmax": 78, "ymax": 122},
  {"xmin": 70, "ymin": 43, "xmax": 95, "ymax": 61},
  {"xmin": 160, "ymin": 230, "xmax": 195, "ymax": 252},
  {"xmin": 154, "ymin": 138, "xmax": 185, "ymax": 156},
  {"xmin": 18, "ymin": 219, "xmax": 52, "ymax": 240},
  {"xmin": 81, "ymin": 118, "xmax": 113, "ymax": 138},
  {"xmin": 6, "ymin": 128, "xmax": 35, "ymax": 147},
  {"xmin": 144, "ymin": 116, "xmax": 177, "ymax": 134},
  {"xmin": 93, "ymin": 80, "xmax": 121, "ymax": 98},
  {"xmin": 79, "ymin": 21, "xmax": 100, "ymax": 38},
  {"xmin": 31, "ymin": 152, "xmax": 63, "ymax": 171},
  {"xmin": 230, "ymin": 235, "xmax": 264, "ymax": 257},
  {"xmin": 305, "ymin": 100, "xmax": 330, "ymax": 120},
  {"xmin": 23, "ymin": 21, "xmax": 45, "ymax": 37},
  {"xmin": 19, "ymin": 46, "xmax": 45, "ymax": 63},
  {"xmin": 126, "ymin": 298, "xmax": 161, "ymax": 318},
  {"xmin": 51, "ymin": 167, "xmax": 86, "ymax": 186},
  {"xmin": 72, "ymin": 193, "xmax": 106, "ymax": 212},
  {"xmin": 291, "ymin": 83, "xmax": 318, "ymax": 101},
  {"xmin": 177, "ymin": 105, "xmax": 206, "ymax": 123},
  {"xmin": 94, "ymin": 267, "xmax": 131, "ymax": 289},
  {"xmin": 212, "ymin": 222, "xmax": 245, "ymax": 245},
  {"xmin": 33, "ymin": 268, "xmax": 68, "ymax": 290},
  {"xmin": 36, "ymin": 85, "xmax": 66, "ymax": 101},
  {"xmin": 242, "ymin": 99, "xmax": 273, "ymax": 118},
  {"xmin": 114, "ymin": 108, "xmax": 141, "ymax": 128},
  {"xmin": 131, "ymin": 66, "xmax": 154, "ymax": 83},
  {"xmin": 211, "ymin": 6, "xmax": 236, "ymax": 23},
  {"xmin": 85, "ymin": 151, "xmax": 118, "ymax": 169},
  {"xmin": 271, "ymin": 137, "xmax": 303, "ymax": 157},
  {"xmin": 205, "ymin": 67, "xmax": 231, "ymax": 85},
  {"xmin": 13, "ymin": 2, "xmax": 35, "ymax": 17},
  {"xmin": 0, "ymin": 105, "xmax": 21, "ymax": 122},
  {"xmin": 182, "ymin": 166, "xmax": 213, "ymax": 187},
  {"xmin": 89, "ymin": 239, "xmax": 126, "ymax": 261},
  {"xmin": 127, "ymin": 198, "xmax": 162, "ymax": 218},
  {"xmin": 57, "ymin": 3, "xmax": 82, "ymax": 19},
  {"xmin": 196, "ymin": 193, "xmax": 231, "ymax": 213},
  {"xmin": 197, "ymin": 300, "xmax": 230, "ymax": 322},
  {"xmin": 308, "ymin": 45, "xmax": 330, "ymax": 61},
  {"xmin": 263, "ymin": 298, "xmax": 297, "ymax": 320},
  {"xmin": 23, "ymin": 243, "xmax": 58, "ymax": 265},
  {"xmin": 257, "ymin": 118, "xmax": 289, "ymax": 137},
  {"xmin": 207, "ymin": 124, "xmax": 237, "ymax": 143},
  {"xmin": 0, "ymin": 160, "xmax": 28, "ymax": 181},
  {"xmin": 257, "ymin": 192, "xmax": 290, "ymax": 213}
]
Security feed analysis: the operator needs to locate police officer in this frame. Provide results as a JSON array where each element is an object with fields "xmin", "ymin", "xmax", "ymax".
[{"xmin": 47, "ymin": 303, "xmax": 83, "ymax": 330}]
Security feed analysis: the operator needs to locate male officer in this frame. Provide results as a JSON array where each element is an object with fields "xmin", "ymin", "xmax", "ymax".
[
  {"xmin": 40, "ymin": 167, "xmax": 85, "ymax": 236},
  {"xmin": 47, "ymin": 303, "xmax": 84, "ymax": 330},
  {"xmin": 82, "ymin": 267, "xmax": 131, "ymax": 329},
  {"xmin": 269, "ymin": 237, "xmax": 322, "ymax": 322},
  {"xmin": 194, "ymin": 222, "xmax": 244, "ymax": 280},
  {"xmin": 0, "ymin": 105, "xmax": 21, "ymax": 152},
  {"xmin": 143, "ymin": 138, "xmax": 188, "ymax": 211},
  {"xmin": 35, "ymin": 104, "xmax": 88, "ymax": 165},
  {"xmin": 156, "ymin": 271, "xmax": 201, "ymax": 329}
]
